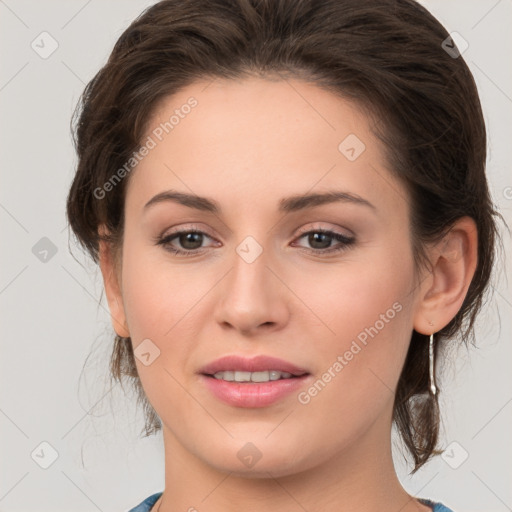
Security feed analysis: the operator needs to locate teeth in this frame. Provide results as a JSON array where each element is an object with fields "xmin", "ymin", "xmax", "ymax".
[{"xmin": 212, "ymin": 370, "xmax": 294, "ymax": 382}]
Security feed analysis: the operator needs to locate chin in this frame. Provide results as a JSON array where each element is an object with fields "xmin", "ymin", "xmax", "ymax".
[
  {"xmin": 199, "ymin": 437, "xmax": 316, "ymax": 479},
  {"xmin": 211, "ymin": 457, "xmax": 309, "ymax": 479}
]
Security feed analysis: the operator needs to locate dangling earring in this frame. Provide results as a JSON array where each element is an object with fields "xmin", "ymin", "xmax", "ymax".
[{"xmin": 429, "ymin": 333, "xmax": 437, "ymax": 396}]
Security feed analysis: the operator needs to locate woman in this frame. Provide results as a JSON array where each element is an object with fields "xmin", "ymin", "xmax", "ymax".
[{"xmin": 66, "ymin": 0, "xmax": 500, "ymax": 511}]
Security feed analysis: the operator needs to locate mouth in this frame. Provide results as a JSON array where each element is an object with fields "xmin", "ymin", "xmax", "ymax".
[
  {"xmin": 203, "ymin": 370, "xmax": 308, "ymax": 382},
  {"xmin": 198, "ymin": 354, "xmax": 311, "ymax": 408},
  {"xmin": 198, "ymin": 354, "xmax": 310, "ymax": 378}
]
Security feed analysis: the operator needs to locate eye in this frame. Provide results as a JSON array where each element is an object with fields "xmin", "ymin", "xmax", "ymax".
[
  {"xmin": 154, "ymin": 226, "xmax": 355, "ymax": 257},
  {"xmin": 155, "ymin": 229, "xmax": 218, "ymax": 257},
  {"xmin": 292, "ymin": 228, "xmax": 355, "ymax": 255}
]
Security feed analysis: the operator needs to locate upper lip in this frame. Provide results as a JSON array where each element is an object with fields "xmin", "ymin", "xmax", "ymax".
[{"xmin": 199, "ymin": 355, "xmax": 309, "ymax": 377}]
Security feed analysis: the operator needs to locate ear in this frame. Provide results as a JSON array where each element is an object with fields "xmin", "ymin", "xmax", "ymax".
[
  {"xmin": 98, "ymin": 225, "xmax": 130, "ymax": 338},
  {"xmin": 413, "ymin": 216, "xmax": 478, "ymax": 335}
]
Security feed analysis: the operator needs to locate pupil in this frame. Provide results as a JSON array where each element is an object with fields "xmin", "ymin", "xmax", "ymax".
[
  {"xmin": 309, "ymin": 232, "xmax": 331, "ymax": 249},
  {"xmin": 181, "ymin": 232, "xmax": 202, "ymax": 249}
]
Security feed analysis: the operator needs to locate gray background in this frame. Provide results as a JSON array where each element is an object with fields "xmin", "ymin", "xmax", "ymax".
[{"xmin": 0, "ymin": 1, "xmax": 511, "ymax": 511}]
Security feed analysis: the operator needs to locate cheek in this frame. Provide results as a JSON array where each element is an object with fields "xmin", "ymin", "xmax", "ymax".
[
  {"xmin": 296, "ymin": 244, "xmax": 415, "ymax": 347},
  {"xmin": 120, "ymin": 236, "xmax": 209, "ymax": 340},
  {"xmin": 294, "ymin": 240, "xmax": 416, "ymax": 404},
  {"xmin": 118, "ymin": 239, "xmax": 209, "ymax": 402}
]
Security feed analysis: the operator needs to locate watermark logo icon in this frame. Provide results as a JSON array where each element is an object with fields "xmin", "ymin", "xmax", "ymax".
[
  {"xmin": 338, "ymin": 134, "xmax": 366, "ymax": 161},
  {"xmin": 31, "ymin": 31, "xmax": 59, "ymax": 59},
  {"xmin": 442, "ymin": 32, "xmax": 469, "ymax": 58},
  {"xmin": 134, "ymin": 338, "xmax": 161, "ymax": 366},
  {"xmin": 31, "ymin": 441, "xmax": 59, "ymax": 469},
  {"xmin": 441, "ymin": 440, "xmax": 469, "ymax": 469},
  {"xmin": 32, "ymin": 237, "xmax": 58, "ymax": 263},
  {"xmin": 236, "ymin": 236, "xmax": 263, "ymax": 263},
  {"xmin": 237, "ymin": 442, "xmax": 263, "ymax": 468}
]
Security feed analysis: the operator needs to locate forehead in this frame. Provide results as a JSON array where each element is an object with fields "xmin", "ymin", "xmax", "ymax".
[
  {"xmin": 146, "ymin": 76, "xmax": 370, "ymax": 160},
  {"xmin": 126, "ymin": 76, "xmax": 406, "ymax": 218}
]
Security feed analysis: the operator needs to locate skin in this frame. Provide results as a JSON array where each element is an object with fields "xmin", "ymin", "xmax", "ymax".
[{"xmin": 98, "ymin": 77, "xmax": 478, "ymax": 512}]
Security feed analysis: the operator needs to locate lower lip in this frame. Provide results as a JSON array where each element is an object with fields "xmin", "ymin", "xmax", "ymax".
[{"xmin": 200, "ymin": 374, "xmax": 311, "ymax": 408}]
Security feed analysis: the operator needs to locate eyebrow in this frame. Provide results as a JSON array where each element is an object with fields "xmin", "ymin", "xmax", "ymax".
[{"xmin": 143, "ymin": 189, "xmax": 376, "ymax": 214}]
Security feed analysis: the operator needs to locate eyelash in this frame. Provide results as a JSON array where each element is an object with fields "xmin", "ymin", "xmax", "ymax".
[{"xmin": 155, "ymin": 226, "xmax": 355, "ymax": 257}]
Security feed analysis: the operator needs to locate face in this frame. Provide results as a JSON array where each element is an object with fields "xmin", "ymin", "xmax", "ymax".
[{"xmin": 106, "ymin": 76, "xmax": 425, "ymax": 477}]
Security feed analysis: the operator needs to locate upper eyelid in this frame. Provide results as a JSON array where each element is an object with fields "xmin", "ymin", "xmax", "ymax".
[
  {"xmin": 161, "ymin": 224, "xmax": 217, "ymax": 241},
  {"xmin": 295, "ymin": 223, "xmax": 354, "ymax": 238},
  {"xmin": 162, "ymin": 220, "xmax": 353, "ymax": 236}
]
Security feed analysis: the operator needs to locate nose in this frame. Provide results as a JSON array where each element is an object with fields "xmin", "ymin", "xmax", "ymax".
[{"xmin": 213, "ymin": 239, "xmax": 289, "ymax": 336}]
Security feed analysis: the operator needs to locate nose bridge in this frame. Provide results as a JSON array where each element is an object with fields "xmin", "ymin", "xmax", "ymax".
[
  {"xmin": 214, "ymin": 233, "xmax": 287, "ymax": 332},
  {"xmin": 233, "ymin": 235, "xmax": 268, "ymax": 290}
]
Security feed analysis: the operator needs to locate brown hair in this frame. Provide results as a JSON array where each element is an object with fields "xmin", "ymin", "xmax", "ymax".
[{"xmin": 66, "ymin": 0, "xmax": 501, "ymax": 473}]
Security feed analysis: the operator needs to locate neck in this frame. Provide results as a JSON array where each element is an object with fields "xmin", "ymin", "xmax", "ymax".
[{"xmin": 155, "ymin": 410, "xmax": 430, "ymax": 512}]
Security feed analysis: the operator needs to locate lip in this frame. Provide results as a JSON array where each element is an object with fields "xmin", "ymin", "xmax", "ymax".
[
  {"xmin": 198, "ymin": 355, "xmax": 311, "ymax": 408},
  {"xmin": 198, "ymin": 354, "xmax": 309, "ymax": 376},
  {"xmin": 200, "ymin": 374, "xmax": 311, "ymax": 408}
]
